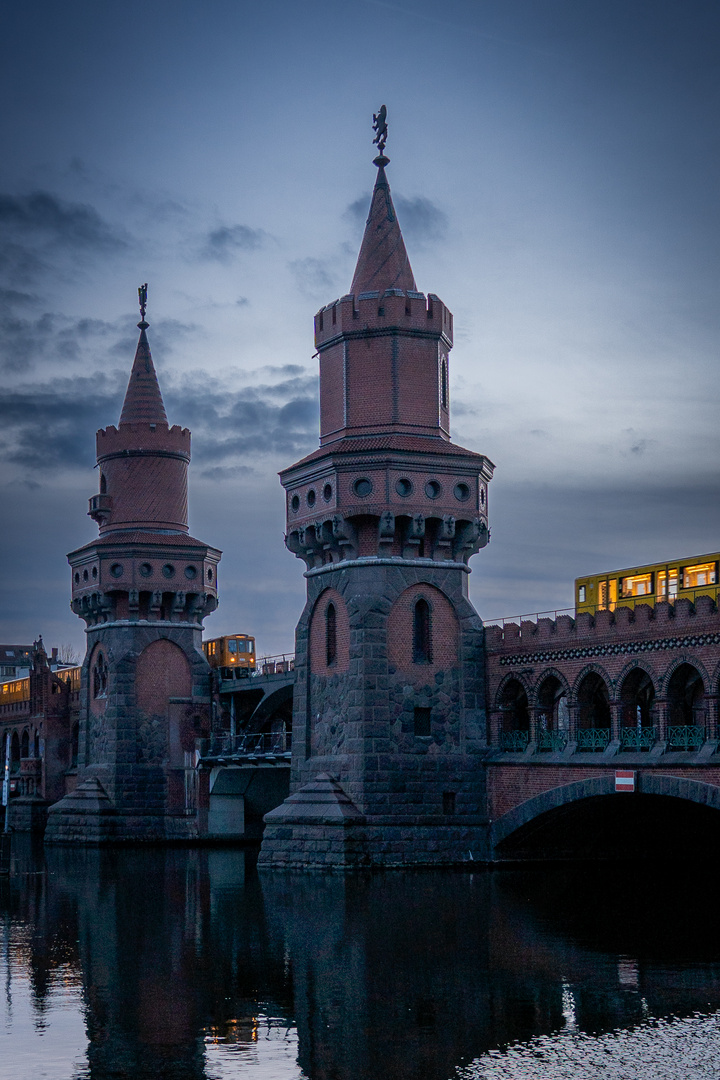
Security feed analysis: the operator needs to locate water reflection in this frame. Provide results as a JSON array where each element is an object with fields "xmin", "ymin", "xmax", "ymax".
[{"xmin": 2, "ymin": 840, "xmax": 720, "ymax": 1079}]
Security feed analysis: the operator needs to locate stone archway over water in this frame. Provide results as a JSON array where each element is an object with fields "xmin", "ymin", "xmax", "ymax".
[{"xmin": 492, "ymin": 773, "xmax": 720, "ymax": 860}]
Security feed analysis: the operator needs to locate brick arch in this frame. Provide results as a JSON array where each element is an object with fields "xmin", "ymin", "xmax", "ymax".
[
  {"xmin": 309, "ymin": 587, "xmax": 350, "ymax": 675},
  {"xmin": 570, "ymin": 664, "xmax": 612, "ymax": 706},
  {"xmin": 492, "ymin": 774, "xmax": 720, "ymax": 851},
  {"xmin": 710, "ymin": 657, "xmax": 720, "ymax": 693},
  {"xmin": 387, "ymin": 583, "xmax": 459, "ymax": 674},
  {"xmin": 658, "ymin": 653, "xmax": 710, "ymax": 696},
  {"xmin": 533, "ymin": 668, "xmax": 571, "ymax": 705},
  {"xmin": 495, "ymin": 670, "xmax": 534, "ymax": 708},
  {"xmin": 615, "ymin": 659, "xmax": 659, "ymax": 699},
  {"xmin": 136, "ymin": 639, "xmax": 191, "ymax": 716}
]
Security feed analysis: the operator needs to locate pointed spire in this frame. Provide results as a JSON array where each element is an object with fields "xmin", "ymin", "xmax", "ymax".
[
  {"xmin": 118, "ymin": 285, "xmax": 168, "ymax": 426},
  {"xmin": 350, "ymin": 160, "xmax": 417, "ymax": 296}
]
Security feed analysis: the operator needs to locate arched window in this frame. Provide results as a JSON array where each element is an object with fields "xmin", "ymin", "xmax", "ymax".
[
  {"xmin": 93, "ymin": 652, "xmax": 108, "ymax": 698},
  {"xmin": 413, "ymin": 598, "xmax": 432, "ymax": 664},
  {"xmin": 20, "ymin": 730, "xmax": 29, "ymax": 759},
  {"xmin": 71, "ymin": 723, "xmax": 79, "ymax": 769},
  {"xmin": 100, "ymin": 472, "xmax": 107, "ymax": 494},
  {"xmin": 326, "ymin": 603, "xmax": 337, "ymax": 666},
  {"xmin": 440, "ymin": 357, "xmax": 448, "ymax": 410}
]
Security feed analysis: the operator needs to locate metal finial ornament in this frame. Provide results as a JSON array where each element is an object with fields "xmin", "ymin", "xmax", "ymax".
[
  {"xmin": 137, "ymin": 283, "xmax": 148, "ymax": 329},
  {"xmin": 372, "ymin": 105, "xmax": 389, "ymax": 166}
]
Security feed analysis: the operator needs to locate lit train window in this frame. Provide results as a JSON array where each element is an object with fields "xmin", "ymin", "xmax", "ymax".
[
  {"xmin": 657, "ymin": 570, "xmax": 678, "ymax": 598},
  {"xmin": 683, "ymin": 562, "xmax": 717, "ymax": 589},
  {"xmin": 621, "ymin": 573, "xmax": 653, "ymax": 598},
  {"xmin": 578, "ymin": 586, "xmax": 586, "ymax": 603}
]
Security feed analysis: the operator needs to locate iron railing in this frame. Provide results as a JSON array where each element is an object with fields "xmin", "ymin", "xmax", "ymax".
[
  {"xmin": 537, "ymin": 730, "xmax": 567, "ymax": 752},
  {"xmin": 576, "ymin": 728, "xmax": 611, "ymax": 752},
  {"xmin": 619, "ymin": 726, "xmax": 657, "ymax": 751},
  {"xmin": 666, "ymin": 725, "xmax": 706, "ymax": 752},
  {"xmin": 203, "ymin": 731, "xmax": 291, "ymax": 758},
  {"xmin": 499, "ymin": 730, "xmax": 530, "ymax": 752}
]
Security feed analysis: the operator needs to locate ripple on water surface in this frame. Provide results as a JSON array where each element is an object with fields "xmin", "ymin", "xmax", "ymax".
[{"xmin": 460, "ymin": 1011, "xmax": 720, "ymax": 1080}]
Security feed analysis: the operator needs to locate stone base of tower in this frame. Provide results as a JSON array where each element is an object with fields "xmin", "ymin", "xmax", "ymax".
[
  {"xmin": 258, "ymin": 770, "xmax": 491, "ymax": 870},
  {"xmin": 44, "ymin": 777, "xmax": 203, "ymax": 845}
]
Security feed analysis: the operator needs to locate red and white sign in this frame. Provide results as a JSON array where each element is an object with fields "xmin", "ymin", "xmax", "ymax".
[{"xmin": 615, "ymin": 770, "xmax": 636, "ymax": 793}]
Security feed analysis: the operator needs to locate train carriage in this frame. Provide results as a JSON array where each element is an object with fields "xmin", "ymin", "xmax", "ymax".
[
  {"xmin": 202, "ymin": 634, "xmax": 256, "ymax": 679},
  {"xmin": 576, "ymin": 552, "xmax": 720, "ymax": 615}
]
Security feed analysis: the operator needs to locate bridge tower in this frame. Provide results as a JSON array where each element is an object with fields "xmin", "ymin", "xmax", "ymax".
[
  {"xmin": 45, "ymin": 289, "xmax": 221, "ymax": 843},
  {"xmin": 260, "ymin": 123, "xmax": 495, "ymax": 868}
]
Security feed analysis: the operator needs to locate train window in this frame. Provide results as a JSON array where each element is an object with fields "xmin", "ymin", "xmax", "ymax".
[
  {"xmin": 683, "ymin": 562, "xmax": 717, "ymax": 589},
  {"xmin": 227, "ymin": 640, "xmax": 237, "ymax": 654},
  {"xmin": 657, "ymin": 570, "xmax": 678, "ymax": 599},
  {"xmin": 621, "ymin": 573, "xmax": 653, "ymax": 598},
  {"xmin": 578, "ymin": 585, "xmax": 586, "ymax": 603},
  {"xmin": 247, "ymin": 641, "xmax": 254, "ymax": 654}
]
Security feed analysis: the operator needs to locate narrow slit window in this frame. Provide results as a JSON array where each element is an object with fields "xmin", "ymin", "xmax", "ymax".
[
  {"xmin": 440, "ymin": 358, "xmax": 448, "ymax": 409},
  {"xmin": 413, "ymin": 598, "xmax": 432, "ymax": 664},
  {"xmin": 326, "ymin": 603, "xmax": 337, "ymax": 666}
]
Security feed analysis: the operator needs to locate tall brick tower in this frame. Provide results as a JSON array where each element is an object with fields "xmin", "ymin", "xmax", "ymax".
[
  {"xmin": 46, "ymin": 288, "xmax": 221, "ymax": 843},
  {"xmin": 260, "ymin": 116, "xmax": 495, "ymax": 868}
]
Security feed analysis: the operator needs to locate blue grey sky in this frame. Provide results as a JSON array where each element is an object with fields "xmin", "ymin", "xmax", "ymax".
[{"xmin": 1, "ymin": 0, "xmax": 719, "ymax": 655}]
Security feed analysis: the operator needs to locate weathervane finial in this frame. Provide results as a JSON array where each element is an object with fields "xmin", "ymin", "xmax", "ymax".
[
  {"xmin": 372, "ymin": 105, "xmax": 389, "ymax": 166},
  {"xmin": 137, "ymin": 283, "xmax": 148, "ymax": 329}
]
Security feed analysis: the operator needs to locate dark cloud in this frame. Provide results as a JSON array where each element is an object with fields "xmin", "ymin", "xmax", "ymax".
[
  {"xmin": 0, "ymin": 365, "xmax": 318, "ymax": 480},
  {"xmin": 201, "ymin": 224, "xmax": 266, "ymax": 262},
  {"xmin": 346, "ymin": 193, "xmax": 448, "ymax": 247},
  {"xmin": 165, "ymin": 373, "xmax": 319, "ymax": 463},
  {"xmin": 0, "ymin": 191, "xmax": 127, "ymax": 251},
  {"xmin": 236, "ymin": 296, "xmax": 249, "ymax": 307},
  {"xmin": 0, "ymin": 376, "xmax": 125, "ymax": 471}
]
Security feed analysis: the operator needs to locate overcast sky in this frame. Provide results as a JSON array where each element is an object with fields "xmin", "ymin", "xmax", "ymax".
[{"xmin": 2, "ymin": 0, "xmax": 719, "ymax": 658}]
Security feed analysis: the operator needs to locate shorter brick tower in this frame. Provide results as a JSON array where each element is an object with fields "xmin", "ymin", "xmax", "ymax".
[
  {"xmin": 46, "ymin": 289, "xmax": 221, "ymax": 843},
  {"xmin": 260, "ymin": 123, "xmax": 495, "ymax": 868}
]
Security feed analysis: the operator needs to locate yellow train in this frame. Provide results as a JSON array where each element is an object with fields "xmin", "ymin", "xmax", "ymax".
[
  {"xmin": 576, "ymin": 552, "xmax": 720, "ymax": 615},
  {"xmin": 203, "ymin": 634, "xmax": 256, "ymax": 678}
]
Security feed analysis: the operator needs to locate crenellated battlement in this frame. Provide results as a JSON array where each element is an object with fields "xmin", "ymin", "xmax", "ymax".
[
  {"xmin": 97, "ymin": 422, "xmax": 191, "ymax": 461},
  {"xmin": 485, "ymin": 595, "xmax": 720, "ymax": 654},
  {"xmin": 314, "ymin": 290, "xmax": 452, "ymax": 349}
]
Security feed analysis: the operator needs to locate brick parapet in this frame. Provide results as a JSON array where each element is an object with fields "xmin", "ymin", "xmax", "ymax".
[{"xmin": 314, "ymin": 291, "xmax": 452, "ymax": 352}]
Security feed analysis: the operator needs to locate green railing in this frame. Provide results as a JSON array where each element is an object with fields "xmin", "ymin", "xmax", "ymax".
[
  {"xmin": 537, "ymin": 730, "xmax": 567, "ymax": 752},
  {"xmin": 619, "ymin": 726, "xmax": 657, "ymax": 751},
  {"xmin": 666, "ymin": 725, "xmax": 706, "ymax": 751},
  {"xmin": 500, "ymin": 730, "xmax": 530, "ymax": 752},
  {"xmin": 576, "ymin": 728, "xmax": 611, "ymax": 752}
]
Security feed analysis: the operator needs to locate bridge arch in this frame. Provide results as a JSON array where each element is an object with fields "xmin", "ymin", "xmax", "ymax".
[
  {"xmin": 659, "ymin": 654, "xmax": 710, "ymax": 696},
  {"xmin": 492, "ymin": 772, "xmax": 720, "ymax": 852}
]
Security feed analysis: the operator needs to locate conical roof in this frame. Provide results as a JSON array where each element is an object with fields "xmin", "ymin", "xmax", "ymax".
[
  {"xmin": 119, "ymin": 324, "xmax": 168, "ymax": 426},
  {"xmin": 350, "ymin": 162, "xmax": 416, "ymax": 295}
]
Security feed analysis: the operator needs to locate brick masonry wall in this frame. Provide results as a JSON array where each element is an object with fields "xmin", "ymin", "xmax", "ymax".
[
  {"xmin": 387, "ymin": 582, "xmax": 459, "ymax": 674},
  {"xmin": 486, "ymin": 597, "xmax": 720, "ymax": 736},
  {"xmin": 308, "ymin": 587, "xmax": 351, "ymax": 675}
]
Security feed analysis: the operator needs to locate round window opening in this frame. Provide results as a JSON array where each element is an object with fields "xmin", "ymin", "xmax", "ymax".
[
  {"xmin": 480, "ymin": 488, "xmax": 486, "ymax": 507},
  {"xmin": 453, "ymin": 482, "xmax": 471, "ymax": 502},
  {"xmin": 207, "ymin": 568, "xmax": 213, "ymax": 582},
  {"xmin": 139, "ymin": 563, "xmax": 152, "ymax": 578},
  {"xmin": 353, "ymin": 477, "xmax": 373, "ymax": 498},
  {"xmin": 395, "ymin": 477, "xmax": 413, "ymax": 497},
  {"xmin": 425, "ymin": 480, "xmax": 442, "ymax": 499},
  {"xmin": 162, "ymin": 563, "xmax": 175, "ymax": 579},
  {"xmin": 110, "ymin": 563, "xmax": 123, "ymax": 579},
  {"xmin": 307, "ymin": 489, "xmax": 316, "ymax": 507},
  {"xmin": 92, "ymin": 566, "xmax": 98, "ymax": 579},
  {"xmin": 323, "ymin": 483, "xmax": 333, "ymax": 502},
  {"xmin": 291, "ymin": 494, "xmax": 300, "ymax": 512},
  {"xmin": 74, "ymin": 572, "xmax": 80, "ymax": 584},
  {"xmin": 184, "ymin": 565, "xmax": 197, "ymax": 580},
  {"xmin": 82, "ymin": 569, "xmax": 89, "ymax": 581}
]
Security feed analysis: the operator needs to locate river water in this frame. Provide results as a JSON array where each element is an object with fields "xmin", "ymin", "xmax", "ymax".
[{"xmin": 1, "ymin": 839, "xmax": 719, "ymax": 1080}]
